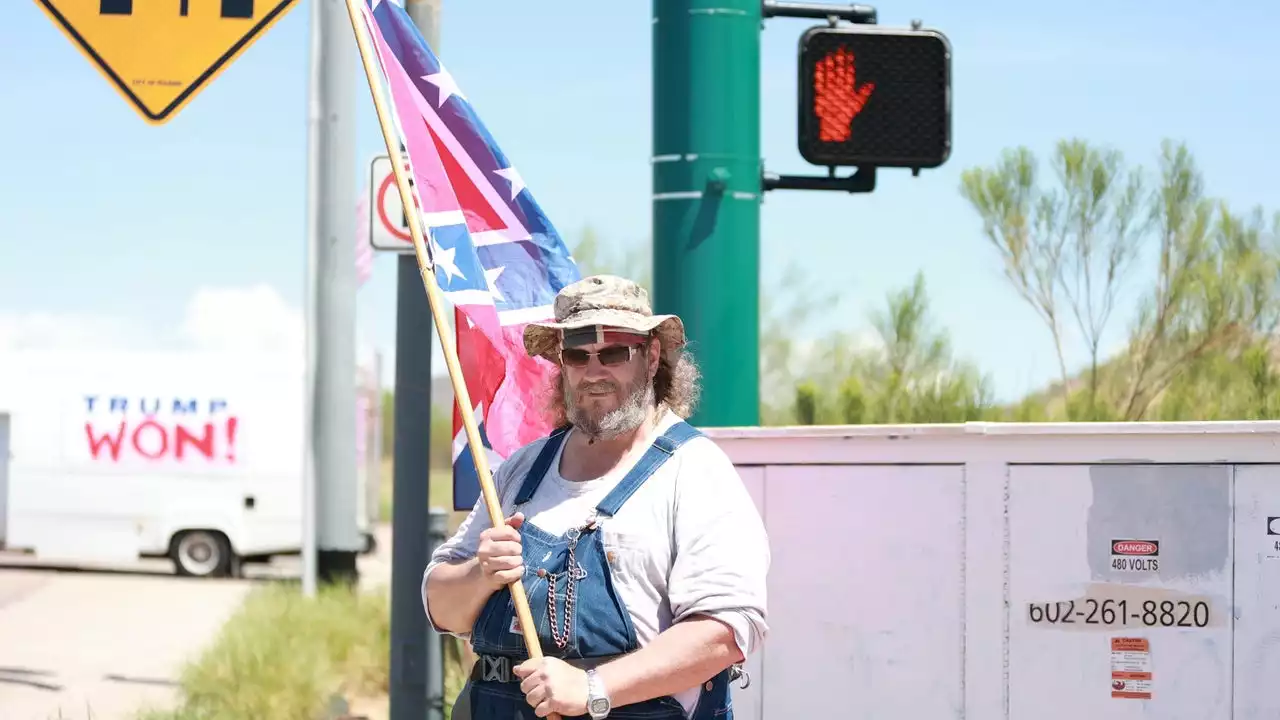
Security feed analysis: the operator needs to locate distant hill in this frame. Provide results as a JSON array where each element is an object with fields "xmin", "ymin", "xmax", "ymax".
[{"xmin": 1000, "ymin": 334, "xmax": 1280, "ymax": 420}]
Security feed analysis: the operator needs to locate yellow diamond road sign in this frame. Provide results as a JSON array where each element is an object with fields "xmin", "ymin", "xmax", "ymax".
[{"xmin": 35, "ymin": 0, "xmax": 298, "ymax": 125}]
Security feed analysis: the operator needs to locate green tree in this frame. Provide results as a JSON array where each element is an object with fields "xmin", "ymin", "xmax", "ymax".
[
  {"xmin": 960, "ymin": 139, "xmax": 1145, "ymax": 419},
  {"xmin": 836, "ymin": 376, "xmax": 867, "ymax": 424},
  {"xmin": 962, "ymin": 138, "xmax": 1280, "ymax": 421},
  {"xmin": 1118, "ymin": 171, "xmax": 1280, "ymax": 419},
  {"xmin": 865, "ymin": 272, "xmax": 993, "ymax": 423},
  {"xmin": 790, "ymin": 272, "xmax": 993, "ymax": 425},
  {"xmin": 794, "ymin": 381, "xmax": 819, "ymax": 425}
]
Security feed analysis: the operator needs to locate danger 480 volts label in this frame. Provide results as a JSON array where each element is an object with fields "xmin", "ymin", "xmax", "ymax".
[{"xmin": 1112, "ymin": 539, "xmax": 1159, "ymax": 573}]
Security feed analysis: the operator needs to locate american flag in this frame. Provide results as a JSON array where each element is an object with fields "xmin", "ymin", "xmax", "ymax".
[{"xmin": 358, "ymin": 0, "xmax": 581, "ymax": 511}]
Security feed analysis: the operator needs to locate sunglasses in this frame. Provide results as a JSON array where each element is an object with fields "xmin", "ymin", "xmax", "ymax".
[{"xmin": 560, "ymin": 343, "xmax": 645, "ymax": 369}]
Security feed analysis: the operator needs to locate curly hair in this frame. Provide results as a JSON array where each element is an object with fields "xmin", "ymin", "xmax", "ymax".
[{"xmin": 542, "ymin": 345, "xmax": 703, "ymax": 427}]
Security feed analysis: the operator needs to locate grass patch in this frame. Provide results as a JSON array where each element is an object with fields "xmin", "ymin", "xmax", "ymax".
[
  {"xmin": 129, "ymin": 455, "xmax": 479, "ymax": 720},
  {"xmin": 133, "ymin": 458, "xmax": 475, "ymax": 720},
  {"xmin": 135, "ymin": 582, "xmax": 390, "ymax": 720}
]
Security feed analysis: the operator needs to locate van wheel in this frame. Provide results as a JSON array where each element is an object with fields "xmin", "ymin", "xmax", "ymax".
[{"xmin": 171, "ymin": 530, "xmax": 233, "ymax": 578}]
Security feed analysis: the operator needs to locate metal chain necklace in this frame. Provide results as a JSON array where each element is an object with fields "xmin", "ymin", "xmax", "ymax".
[{"xmin": 545, "ymin": 519, "xmax": 595, "ymax": 649}]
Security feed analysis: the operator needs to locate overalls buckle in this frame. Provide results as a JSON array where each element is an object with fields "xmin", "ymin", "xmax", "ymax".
[{"xmin": 476, "ymin": 654, "xmax": 514, "ymax": 683}]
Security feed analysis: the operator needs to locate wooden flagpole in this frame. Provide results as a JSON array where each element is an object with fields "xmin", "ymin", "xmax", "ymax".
[{"xmin": 342, "ymin": 0, "xmax": 552, "ymax": 695}]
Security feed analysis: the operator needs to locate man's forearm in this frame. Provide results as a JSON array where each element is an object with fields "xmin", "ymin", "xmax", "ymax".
[
  {"xmin": 595, "ymin": 615, "xmax": 744, "ymax": 708},
  {"xmin": 424, "ymin": 557, "xmax": 497, "ymax": 634}
]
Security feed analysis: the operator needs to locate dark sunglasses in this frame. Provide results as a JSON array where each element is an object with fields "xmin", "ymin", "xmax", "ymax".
[{"xmin": 560, "ymin": 343, "xmax": 644, "ymax": 368}]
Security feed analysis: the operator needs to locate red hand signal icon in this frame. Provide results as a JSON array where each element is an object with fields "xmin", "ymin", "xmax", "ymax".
[{"xmin": 812, "ymin": 46, "xmax": 875, "ymax": 142}]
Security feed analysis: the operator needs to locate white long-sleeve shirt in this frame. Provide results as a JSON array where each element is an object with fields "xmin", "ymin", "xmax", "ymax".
[{"xmin": 422, "ymin": 409, "xmax": 770, "ymax": 716}]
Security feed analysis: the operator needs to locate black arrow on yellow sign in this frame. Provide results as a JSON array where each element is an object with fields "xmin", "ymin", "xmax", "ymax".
[
  {"xmin": 37, "ymin": 0, "xmax": 295, "ymax": 124},
  {"xmin": 98, "ymin": 1, "xmax": 255, "ymax": 17}
]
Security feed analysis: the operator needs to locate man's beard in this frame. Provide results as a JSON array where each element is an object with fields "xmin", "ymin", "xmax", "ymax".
[{"xmin": 564, "ymin": 372, "xmax": 654, "ymax": 440}]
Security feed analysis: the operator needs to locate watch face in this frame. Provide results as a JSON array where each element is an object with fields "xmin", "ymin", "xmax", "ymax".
[{"xmin": 591, "ymin": 698, "xmax": 610, "ymax": 713}]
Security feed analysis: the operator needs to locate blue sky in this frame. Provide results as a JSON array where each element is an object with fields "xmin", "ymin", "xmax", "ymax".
[{"xmin": 1, "ymin": 0, "xmax": 1277, "ymax": 403}]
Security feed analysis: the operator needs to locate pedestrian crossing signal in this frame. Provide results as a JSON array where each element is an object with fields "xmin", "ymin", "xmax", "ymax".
[{"xmin": 797, "ymin": 25, "xmax": 952, "ymax": 170}]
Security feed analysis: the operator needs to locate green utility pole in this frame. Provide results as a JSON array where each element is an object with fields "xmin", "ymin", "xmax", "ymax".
[{"xmin": 652, "ymin": 0, "xmax": 762, "ymax": 428}]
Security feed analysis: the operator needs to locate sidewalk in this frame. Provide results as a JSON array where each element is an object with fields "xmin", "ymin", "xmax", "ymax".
[
  {"xmin": 0, "ymin": 523, "xmax": 395, "ymax": 720},
  {"xmin": 0, "ymin": 569, "xmax": 253, "ymax": 720}
]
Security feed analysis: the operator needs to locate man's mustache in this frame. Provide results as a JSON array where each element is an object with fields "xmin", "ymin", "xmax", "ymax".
[{"xmin": 576, "ymin": 380, "xmax": 620, "ymax": 397}]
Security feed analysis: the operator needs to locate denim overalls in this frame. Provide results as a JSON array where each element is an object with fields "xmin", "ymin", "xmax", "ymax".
[{"xmin": 462, "ymin": 421, "xmax": 736, "ymax": 720}]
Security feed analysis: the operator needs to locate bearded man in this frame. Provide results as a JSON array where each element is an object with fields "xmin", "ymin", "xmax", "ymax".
[{"xmin": 423, "ymin": 274, "xmax": 770, "ymax": 720}]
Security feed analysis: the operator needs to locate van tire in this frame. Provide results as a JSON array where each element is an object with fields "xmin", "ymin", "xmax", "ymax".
[{"xmin": 171, "ymin": 530, "xmax": 234, "ymax": 578}]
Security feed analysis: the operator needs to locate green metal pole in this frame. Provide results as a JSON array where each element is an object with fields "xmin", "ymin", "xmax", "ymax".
[{"xmin": 652, "ymin": 0, "xmax": 761, "ymax": 428}]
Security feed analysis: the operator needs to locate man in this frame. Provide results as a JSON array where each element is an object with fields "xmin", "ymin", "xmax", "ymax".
[{"xmin": 423, "ymin": 275, "xmax": 769, "ymax": 720}]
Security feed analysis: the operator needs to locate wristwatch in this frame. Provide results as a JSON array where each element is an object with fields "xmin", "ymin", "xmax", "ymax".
[{"xmin": 586, "ymin": 668, "xmax": 612, "ymax": 719}]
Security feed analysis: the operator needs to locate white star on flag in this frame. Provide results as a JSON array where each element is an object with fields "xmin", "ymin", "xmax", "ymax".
[
  {"xmin": 485, "ymin": 266, "xmax": 506, "ymax": 301},
  {"xmin": 494, "ymin": 167, "xmax": 525, "ymax": 200},
  {"xmin": 432, "ymin": 239, "xmax": 464, "ymax": 281},
  {"xmin": 424, "ymin": 68, "xmax": 465, "ymax": 108}
]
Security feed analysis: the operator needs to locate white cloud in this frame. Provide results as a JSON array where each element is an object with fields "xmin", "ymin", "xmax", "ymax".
[
  {"xmin": 0, "ymin": 286, "xmax": 387, "ymax": 400},
  {"xmin": 178, "ymin": 284, "xmax": 304, "ymax": 355},
  {"xmin": 0, "ymin": 284, "xmax": 366, "ymax": 359},
  {"xmin": 0, "ymin": 311, "xmax": 153, "ymax": 352}
]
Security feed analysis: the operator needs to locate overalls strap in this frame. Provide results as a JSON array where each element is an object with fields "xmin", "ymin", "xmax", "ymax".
[
  {"xmin": 513, "ymin": 425, "xmax": 571, "ymax": 505},
  {"xmin": 595, "ymin": 421, "xmax": 703, "ymax": 517}
]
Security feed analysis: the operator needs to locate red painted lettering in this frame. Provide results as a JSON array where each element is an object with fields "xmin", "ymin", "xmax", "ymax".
[
  {"xmin": 85, "ymin": 422, "xmax": 126, "ymax": 460},
  {"xmin": 84, "ymin": 417, "xmax": 241, "ymax": 464},
  {"xmin": 131, "ymin": 420, "xmax": 169, "ymax": 460},
  {"xmin": 175, "ymin": 423, "xmax": 216, "ymax": 460},
  {"xmin": 225, "ymin": 416, "xmax": 238, "ymax": 462}
]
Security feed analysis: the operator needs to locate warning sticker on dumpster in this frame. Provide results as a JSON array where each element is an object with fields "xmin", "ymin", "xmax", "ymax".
[
  {"xmin": 1111, "ymin": 539, "xmax": 1159, "ymax": 573},
  {"xmin": 1110, "ymin": 637, "xmax": 1152, "ymax": 699}
]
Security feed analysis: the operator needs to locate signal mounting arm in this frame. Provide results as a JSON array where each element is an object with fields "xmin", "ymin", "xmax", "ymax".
[{"xmin": 761, "ymin": 1, "xmax": 877, "ymax": 24}]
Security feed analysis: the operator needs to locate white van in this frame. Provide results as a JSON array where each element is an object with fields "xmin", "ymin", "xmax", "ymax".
[{"xmin": 0, "ymin": 350, "xmax": 381, "ymax": 577}]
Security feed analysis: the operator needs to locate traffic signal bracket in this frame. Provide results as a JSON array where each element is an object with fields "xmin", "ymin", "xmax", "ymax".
[
  {"xmin": 762, "ymin": 0, "xmax": 876, "ymax": 24},
  {"xmin": 762, "ymin": 167, "xmax": 875, "ymax": 194}
]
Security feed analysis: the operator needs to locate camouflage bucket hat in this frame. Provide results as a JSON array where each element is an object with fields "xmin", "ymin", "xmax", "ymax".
[{"xmin": 523, "ymin": 275, "xmax": 686, "ymax": 362}]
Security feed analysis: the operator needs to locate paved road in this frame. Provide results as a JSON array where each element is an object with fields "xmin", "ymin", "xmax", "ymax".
[{"xmin": 0, "ymin": 526, "xmax": 393, "ymax": 720}]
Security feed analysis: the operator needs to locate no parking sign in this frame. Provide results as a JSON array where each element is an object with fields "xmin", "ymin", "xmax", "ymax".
[{"xmin": 367, "ymin": 154, "xmax": 414, "ymax": 252}]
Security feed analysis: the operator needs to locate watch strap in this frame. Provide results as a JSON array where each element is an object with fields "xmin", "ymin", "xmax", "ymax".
[{"xmin": 586, "ymin": 668, "xmax": 611, "ymax": 718}]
